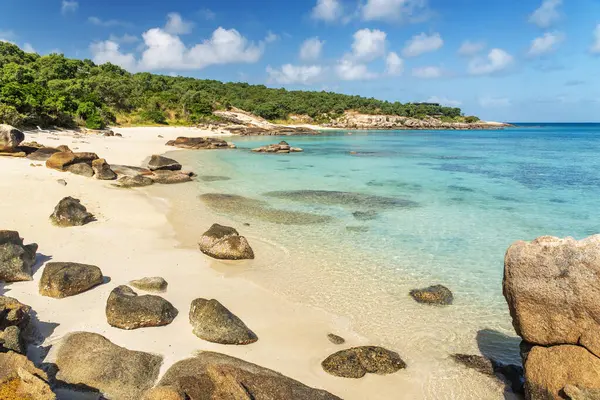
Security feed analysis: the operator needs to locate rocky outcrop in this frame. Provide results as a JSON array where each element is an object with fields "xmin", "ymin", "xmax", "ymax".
[
  {"xmin": 158, "ymin": 351, "xmax": 342, "ymax": 399},
  {"xmin": 189, "ymin": 298, "xmax": 257, "ymax": 345},
  {"xmin": 0, "ymin": 125, "xmax": 24, "ymax": 150},
  {"xmin": 49, "ymin": 197, "xmax": 95, "ymax": 227},
  {"xmin": 66, "ymin": 162, "xmax": 94, "ymax": 177},
  {"xmin": 328, "ymin": 333, "xmax": 345, "ymax": 345},
  {"xmin": 92, "ymin": 158, "xmax": 117, "ymax": 180},
  {"xmin": 198, "ymin": 224, "xmax": 254, "ymax": 260},
  {"xmin": 252, "ymin": 141, "xmax": 303, "ymax": 153},
  {"xmin": 45, "ymin": 151, "xmax": 98, "ymax": 171},
  {"xmin": 116, "ymin": 175, "xmax": 155, "ymax": 188},
  {"xmin": 150, "ymin": 170, "xmax": 193, "ymax": 184},
  {"xmin": 504, "ymin": 235, "xmax": 600, "ymax": 399},
  {"xmin": 39, "ymin": 262, "xmax": 104, "ymax": 298},
  {"xmin": 166, "ymin": 137, "xmax": 234, "ymax": 149},
  {"xmin": 147, "ymin": 155, "xmax": 182, "ymax": 171},
  {"xmin": 0, "ymin": 231, "xmax": 38, "ymax": 282},
  {"xmin": 52, "ymin": 332, "xmax": 162, "ymax": 400},
  {"xmin": 106, "ymin": 285, "xmax": 178, "ymax": 329},
  {"xmin": 130, "ymin": 277, "xmax": 168, "ymax": 293},
  {"xmin": 409, "ymin": 285, "xmax": 453, "ymax": 305},
  {"xmin": 321, "ymin": 346, "xmax": 406, "ymax": 378},
  {"xmin": 0, "ymin": 351, "xmax": 55, "ymax": 400},
  {"xmin": 0, "ymin": 296, "xmax": 31, "ymax": 354},
  {"xmin": 326, "ymin": 112, "xmax": 510, "ymax": 130}
]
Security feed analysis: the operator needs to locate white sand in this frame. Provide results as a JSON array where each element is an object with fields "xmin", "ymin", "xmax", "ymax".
[{"xmin": 0, "ymin": 126, "xmax": 404, "ymax": 399}]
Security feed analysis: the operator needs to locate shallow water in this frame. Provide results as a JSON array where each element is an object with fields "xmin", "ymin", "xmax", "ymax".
[{"xmin": 164, "ymin": 124, "xmax": 600, "ymax": 399}]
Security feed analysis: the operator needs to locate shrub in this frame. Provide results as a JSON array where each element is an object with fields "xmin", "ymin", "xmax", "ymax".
[
  {"xmin": 139, "ymin": 109, "xmax": 167, "ymax": 124},
  {"xmin": 465, "ymin": 116, "xmax": 480, "ymax": 123},
  {"xmin": 85, "ymin": 112, "xmax": 105, "ymax": 129},
  {"xmin": 0, "ymin": 104, "xmax": 24, "ymax": 126}
]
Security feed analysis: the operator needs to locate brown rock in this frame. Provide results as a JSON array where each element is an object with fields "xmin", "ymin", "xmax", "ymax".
[
  {"xmin": 409, "ymin": 285, "xmax": 454, "ymax": 305},
  {"xmin": 0, "ymin": 151, "xmax": 26, "ymax": 157},
  {"xmin": 166, "ymin": 136, "xmax": 231, "ymax": 149},
  {"xmin": 56, "ymin": 145, "xmax": 72, "ymax": 153},
  {"xmin": 150, "ymin": 170, "xmax": 192, "ymax": 184},
  {"xmin": 26, "ymin": 147, "xmax": 60, "ymax": 161},
  {"xmin": 189, "ymin": 298, "xmax": 257, "ymax": 345},
  {"xmin": 45, "ymin": 151, "xmax": 98, "ymax": 171},
  {"xmin": 142, "ymin": 386, "xmax": 186, "ymax": 400},
  {"xmin": 0, "ymin": 352, "xmax": 55, "ymax": 400},
  {"xmin": 66, "ymin": 162, "xmax": 94, "ymax": 177},
  {"xmin": 106, "ymin": 285, "xmax": 178, "ymax": 329},
  {"xmin": 0, "ymin": 326, "xmax": 25, "ymax": 354},
  {"xmin": 563, "ymin": 384, "xmax": 600, "ymax": 400},
  {"xmin": 198, "ymin": 224, "xmax": 254, "ymax": 260},
  {"xmin": 327, "ymin": 333, "xmax": 346, "ymax": 345},
  {"xmin": 49, "ymin": 197, "xmax": 95, "ymax": 227},
  {"xmin": 92, "ymin": 158, "xmax": 117, "ymax": 180},
  {"xmin": 0, "ymin": 124, "xmax": 24, "ymax": 150},
  {"xmin": 321, "ymin": 346, "xmax": 406, "ymax": 378},
  {"xmin": 129, "ymin": 277, "xmax": 168, "ymax": 293},
  {"xmin": 0, "ymin": 296, "xmax": 31, "ymax": 331},
  {"xmin": 39, "ymin": 262, "xmax": 104, "ymax": 298},
  {"xmin": 0, "ymin": 231, "xmax": 38, "ymax": 282},
  {"xmin": 116, "ymin": 175, "xmax": 155, "ymax": 188},
  {"xmin": 147, "ymin": 155, "xmax": 182, "ymax": 171}
]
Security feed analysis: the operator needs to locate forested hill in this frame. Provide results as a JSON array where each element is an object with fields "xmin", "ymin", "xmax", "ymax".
[{"xmin": 0, "ymin": 41, "xmax": 469, "ymax": 129}]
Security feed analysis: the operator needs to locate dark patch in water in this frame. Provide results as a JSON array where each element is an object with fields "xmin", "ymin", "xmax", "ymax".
[
  {"xmin": 198, "ymin": 175, "xmax": 231, "ymax": 182},
  {"xmin": 493, "ymin": 195, "xmax": 518, "ymax": 202},
  {"xmin": 352, "ymin": 210, "xmax": 378, "ymax": 221},
  {"xmin": 448, "ymin": 185, "xmax": 475, "ymax": 193},
  {"xmin": 549, "ymin": 198, "xmax": 567, "ymax": 204},
  {"xmin": 346, "ymin": 226, "xmax": 369, "ymax": 233},
  {"xmin": 263, "ymin": 190, "xmax": 419, "ymax": 209},
  {"xmin": 277, "ymin": 159, "xmax": 290, "ymax": 163},
  {"xmin": 199, "ymin": 193, "xmax": 333, "ymax": 225},
  {"xmin": 366, "ymin": 180, "xmax": 422, "ymax": 191},
  {"xmin": 449, "ymin": 197, "xmax": 466, "ymax": 203}
]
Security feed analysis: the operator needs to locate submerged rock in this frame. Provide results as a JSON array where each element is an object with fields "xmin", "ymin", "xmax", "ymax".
[
  {"xmin": 66, "ymin": 162, "xmax": 94, "ymax": 177},
  {"xmin": 0, "ymin": 124, "xmax": 24, "ymax": 150},
  {"xmin": 198, "ymin": 175, "xmax": 231, "ymax": 182},
  {"xmin": 0, "ymin": 231, "xmax": 38, "ymax": 282},
  {"xmin": 116, "ymin": 175, "xmax": 154, "ymax": 188},
  {"xmin": 264, "ymin": 190, "xmax": 419, "ymax": 209},
  {"xmin": 198, "ymin": 224, "xmax": 254, "ymax": 260},
  {"xmin": 49, "ymin": 197, "xmax": 95, "ymax": 227},
  {"xmin": 158, "ymin": 352, "xmax": 342, "ymax": 399},
  {"xmin": 328, "ymin": 333, "xmax": 346, "ymax": 345},
  {"xmin": 147, "ymin": 155, "xmax": 182, "ymax": 171},
  {"xmin": 92, "ymin": 158, "xmax": 117, "ymax": 180},
  {"xmin": 321, "ymin": 346, "xmax": 406, "ymax": 378},
  {"xmin": 130, "ymin": 277, "xmax": 168, "ymax": 293},
  {"xmin": 189, "ymin": 298, "xmax": 257, "ymax": 345},
  {"xmin": 409, "ymin": 285, "xmax": 454, "ymax": 305},
  {"xmin": 352, "ymin": 210, "xmax": 378, "ymax": 221},
  {"xmin": 53, "ymin": 332, "xmax": 162, "ymax": 400},
  {"xmin": 106, "ymin": 285, "xmax": 178, "ymax": 329},
  {"xmin": 39, "ymin": 262, "xmax": 104, "ymax": 298}
]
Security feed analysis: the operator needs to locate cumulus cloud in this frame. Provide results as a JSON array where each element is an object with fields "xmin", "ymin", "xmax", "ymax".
[
  {"xmin": 427, "ymin": 96, "xmax": 461, "ymax": 107},
  {"xmin": 591, "ymin": 24, "xmax": 600, "ymax": 54},
  {"xmin": 336, "ymin": 60, "xmax": 376, "ymax": 80},
  {"xmin": 468, "ymin": 48, "xmax": 513, "ymax": 75},
  {"xmin": 164, "ymin": 12, "xmax": 194, "ymax": 35},
  {"xmin": 300, "ymin": 37, "xmax": 325, "ymax": 61},
  {"xmin": 61, "ymin": 0, "xmax": 78, "ymax": 15},
  {"xmin": 88, "ymin": 17, "xmax": 130, "ymax": 28},
  {"xmin": 529, "ymin": 0, "xmax": 561, "ymax": 28},
  {"xmin": 267, "ymin": 64, "xmax": 324, "ymax": 84},
  {"xmin": 311, "ymin": 0, "xmax": 343, "ymax": 22},
  {"xmin": 412, "ymin": 66, "xmax": 442, "ymax": 79},
  {"xmin": 362, "ymin": 0, "xmax": 429, "ymax": 22},
  {"xmin": 479, "ymin": 96, "xmax": 511, "ymax": 108},
  {"xmin": 90, "ymin": 40, "xmax": 137, "ymax": 70},
  {"xmin": 458, "ymin": 40, "xmax": 485, "ymax": 57},
  {"xmin": 528, "ymin": 32, "xmax": 563, "ymax": 56},
  {"xmin": 402, "ymin": 32, "xmax": 443, "ymax": 57},
  {"xmin": 385, "ymin": 52, "xmax": 403, "ymax": 75},
  {"xmin": 350, "ymin": 28, "xmax": 386, "ymax": 62}
]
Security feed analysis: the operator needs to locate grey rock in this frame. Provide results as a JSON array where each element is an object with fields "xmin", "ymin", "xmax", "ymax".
[
  {"xmin": 409, "ymin": 285, "xmax": 454, "ymax": 305},
  {"xmin": 111, "ymin": 164, "xmax": 153, "ymax": 177},
  {"xmin": 327, "ymin": 333, "xmax": 346, "ymax": 345},
  {"xmin": 564, "ymin": 384, "xmax": 600, "ymax": 400},
  {"xmin": 198, "ymin": 224, "xmax": 254, "ymax": 260},
  {"xmin": 147, "ymin": 155, "xmax": 182, "ymax": 171},
  {"xmin": 106, "ymin": 285, "xmax": 178, "ymax": 330},
  {"xmin": 39, "ymin": 262, "xmax": 104, "ymax": 298},
  {"xmin": 0, "ymin": 295, "xmax": 31, "ymax": 331},
  {"xmin": 66, "ymin": 162, "xmax": 94, "ymax": 177},
  {"xmin": 0, "ymin": 231, "xmax": 37, "ymax": 282},
  {"xmin": 92, "ymin": 158, "xmax": 117, "ymax": 180},
  {"xmin": 49, "ymin": 197, "xmax": 95, "ymax": 227},
  {"xmin": 116, "ymin": 175, "xmax": 154, "ymax": 188},
  {"xmin": 0, "ymin": 325, "xmax": 25, "ymax": 353},
  {"xmin": 321, "ymin": 346, "xmax": 407, "ymax": 378},
  {"xmin": 130, "ymin": 277, "xmax": 168, "ymax": 293},
  {"xmin": 57, "ymin": 179, "xmax": 67, "ymax": 186},
  {"xmin": 150, "ymin": 170, "xmax": 192, "ymax": 184},
  {"xmin": 27, "ymin": 147, "xmax": 60, "ymax": 161},
  {"xmin": 189, "ymin": 298, "xmax": 257, "ymax": 345},
  {"xmin": 0, "ymin": 124, "xmax": 25, "ymax": 149}
]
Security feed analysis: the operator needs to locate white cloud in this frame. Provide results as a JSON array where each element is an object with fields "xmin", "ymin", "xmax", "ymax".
[
  {"xmin": 311, "ymin": 0, "xmax": 343, "ymax": 22},
  {"xmin": 90, "ymin": 40, "xmax": 137, "ymax": 70},
  {"xmin": 468, "ymin": 48, "xmax": 513, "ymax": 75},
  {"xmin": 362, "ymin": 0, "xmax": 428, "ymax": 22},
  {"xmin": 427, "ymin": 96, "xmax": 461, "ymax": 107},
  {"xmin": 528, "ymin": 32, "xmax": 563, "ymax": 56},
  {"xmin": 108, "ymin": 34, "xmax": 139, "ymax": 44},
  {"xmin": 402, "ymin": 32, "xmax": 443, "ymax": 57},
  {"xmin": 61, "ymin": 0, "xmax": 78, "ymax": 15},
  {"xmin": 479, "ymin": 96, "xmax": 511, "ymax": 108},
  {"xmin": 22, "ymin": 43, "xmax": 36, "ymax": 53},
  {"xmin": 591, "ymin": 24, "xmax": 600, "ymax": 54},
  {"xmin": 267, "ymin": 64, "xmax": 324, "ymax": 84},
  {"xmin": 458, "ymin": 40, "xmax": 485, "ymax": 57},
  {"xmin": 88, "ymin": 16, "xmax": 130, "ymax": 27},
  {"xmin": 412, "ymin": 66, "xmax": 442, "ymax": 79},
  {"xmin": 300, "ymin": 37, "xmax": 325, "ymax": 61},
  {"xmin": 265, "ymin": 31, "xmax": 279, "ymax": 43},
  {"xmin": 350, "ymin": 28, "xmax": 386, "ymax": 62},
  {"xmin": 385, "ymin": 52, "xmax": 403, "ymax": 75},
  {"xmin": 336, "ymin": 60, "xmax": 376, "ymax": 80},
  {"xmin": 164, "ymin": 12, "xmax": 194, "ymax": 35},
  {"xmin": 529, "ymin": 0, "xmax": 561, "ymax": 28}
]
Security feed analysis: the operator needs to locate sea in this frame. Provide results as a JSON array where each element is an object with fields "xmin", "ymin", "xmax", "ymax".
[{"xmin": 162, "ymin": 123, "xmax": 600, "ymax": 399}]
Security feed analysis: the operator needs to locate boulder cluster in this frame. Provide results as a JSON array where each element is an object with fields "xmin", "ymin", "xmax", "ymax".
[
  {"xmin": 166, "ymin": 136, "xmax": 236, "ymax": 149},
  {"xmin": 252, "ymin": 141, "xmax": 303, "ymax": 154}
]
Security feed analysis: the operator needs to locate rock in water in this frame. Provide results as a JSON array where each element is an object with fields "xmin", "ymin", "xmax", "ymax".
[
  {"xmin": 0, "ymin": 231, "xmax": 38, "ymax": 282},
  {"xmin": 49, "ymin": 197, "xmax": 95, "ymax": 227},
  {"xmin": 321, "ymin": 346, "xmax": 406, "ymax": 378},
  {"xmin": 409, "ymin": 285, "xmax": 454, "ymax": 305},
  {"xmin": 66, "ymin": 162, "xmax": 94, "ymax": 177},
  {"xmin": 198, "ymin": 224, "xmax": 254, "ymax": 260},
  {"xmin": 0, "ymin": 351, "xmax": 56, "ymax": 400},
  {"xmin": 451, "ymin": 354, "xmax": 496, "ymax": 376},
  {"xmin": 504, "ymin": 235, "xmax": 600, "ymax": 356},
  {"xmin": 158, "ymin": 352, "xmax": 342, "ymax": 400},
  {"xmin": 39, "ymin": 262, "xmax": 104, "ymax": 298},
  {"xmin": 130, "ymin": 277, "xmax": 168, "ymax": 293},
  {"xmin": 106, "ymin": 285, "xmax": 178, "ymax": 329},
  {"xmin": 327, "ymin": 333, "xmax": 346, "ymax": 345},
  {"xmin": 189, "ymin": 298, "xmax": 257, "ymax": 345},
  {"xmin": 53, "ymin": 332, "xmax": 162, "ymax": 400},
  {"xmin": 45, "ymin": 151, "xmax": 98, "ymax": 171},
  {"xmin": 116, "ymin": 175, "xmax": 154, "ymax": 188},
  {"xmin": 147, "ymin": 155, "xmax": 182, "ymax": 171},
  {"xmin": 150, "ymin": 170, "xmax": 192, "ymax": 184},
  {"xmin": 0, "ymin": 124, "xmax": 24, "ymax": 150},
  {"xmin": 92, "ymin": 158, "xmax": 117, "ymax": 180}
]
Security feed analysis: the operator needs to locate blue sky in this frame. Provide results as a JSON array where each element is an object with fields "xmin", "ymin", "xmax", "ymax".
[{"xmin": 2, "ymin": 0, "xmax": 600, "ymax": 121}]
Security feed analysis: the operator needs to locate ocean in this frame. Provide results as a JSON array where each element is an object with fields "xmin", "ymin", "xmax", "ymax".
[{"xmin": 165, "ymin": 123, "xmax": 600, "ymax": 399}]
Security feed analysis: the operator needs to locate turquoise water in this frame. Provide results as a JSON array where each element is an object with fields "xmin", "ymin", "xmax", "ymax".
[{"xmin": 174, "ymin": 124, "xmax": 600, "ymax": 398}]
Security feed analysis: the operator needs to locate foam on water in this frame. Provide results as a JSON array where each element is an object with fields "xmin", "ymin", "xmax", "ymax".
[{"xmin": 160, "ymin": 124, "xmax": 600, "ymax": 399}]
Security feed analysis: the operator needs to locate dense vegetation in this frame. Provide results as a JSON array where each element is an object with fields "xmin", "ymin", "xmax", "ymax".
[{"xmin": 0, "ymin": 42, "xmax": 471, "ymax": 129}]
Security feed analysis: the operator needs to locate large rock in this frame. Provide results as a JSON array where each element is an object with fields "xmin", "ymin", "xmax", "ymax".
[
  {"xmin": 66, "ymin": 162, "xmax": 94, "ymax": 177},
  {"xmin": 39, "ymin": 262, "xmax": 104, "ymax": 298},
  {"xmin": 198, "ymin": 224, "xmax": 254, "ymax": 260},
  {"xmin": 0, "ymin": 326, "xmax": 24, "ymax": 354},
  {"xmin": 166, "ymin": 137, "xmax": 231, "ymax": 150},
  {"xmin": 158, "ymin": 352, "xmax": 341, "ymax": 400},
  {"xmin": 142, "ymin": 386, "xmax": 186, "ymax": 400},
  {"xmin": 26, "ymin": 147, "xmax": 60, "ymax": 161},
  {"xmin": 116, "ymin": 175, "xmax": 154, "ymax": 188},
  {"xmin": 130, "ymin": 277, "xmax": 168, "ymax": 293},
  {"xmin": 189, "ymin": 298, "xmax": 257, "ymax": 345},
  {"xmin": 0, "ymin": 125, "xmax": 24, "ymax": 150},
  {"xmin": 504, "ymin": 235, "xmax": 600, "ymax": 357},
  {"xmin": 409, "ymin": 284, "xmax": 454, "ymax": 305},
  {"xmin": 147, "ymin": 155, "xmax": 182, "ymax": 171},
  {"xmin": 111, "ymin": 164, "xmax": 153, "ymax": 177},
  {"xmin": 0, "ymin": 231, "xmax": 38, "ymax": 282},
  {"xmin": 45, "ymin": 151, "xmax": 98, "ymax": 171},
  {"xmin": 321, "ymin": 346, "xmax": 406, "ymax": 378},
  {"xmin": 0, "ymin": 351, "xmax": 55, "ymax": 400},
  {"xmin": 252, "ymin": 141, "xmax": 303, "ymax": 154},
  {"xmin": 524, "ymin": 345, "xmax": 600, "ymax": 400},
  {"xmin": 106, "ymin": 285, "xmax": 178, "ymax": 329},
  {"xmin": 52, "ymin": 332, "xmax": 162, "ymax": 400},
  {"xmin": 150, "ymin": 170, "xmax": 192, "ymax": 184},
  {"xmin": 563, "ymin": 384, "xmax": 600, "ymax": 400},
  {"xmin": 0, "ymin": 296, "xmax": 31, "ymax": 331},
  {"xmin": 49, "ymin": 197, "xmax": 95, "ymax": 227},
  {"xmin": 92, "ymin": 158, "xmax": 117, "ymax": 180}
]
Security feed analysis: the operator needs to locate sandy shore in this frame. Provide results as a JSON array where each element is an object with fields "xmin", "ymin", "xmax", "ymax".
[{"xmin": 0, "ymin": 126, "xmax": 406, "ymax": 399}]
